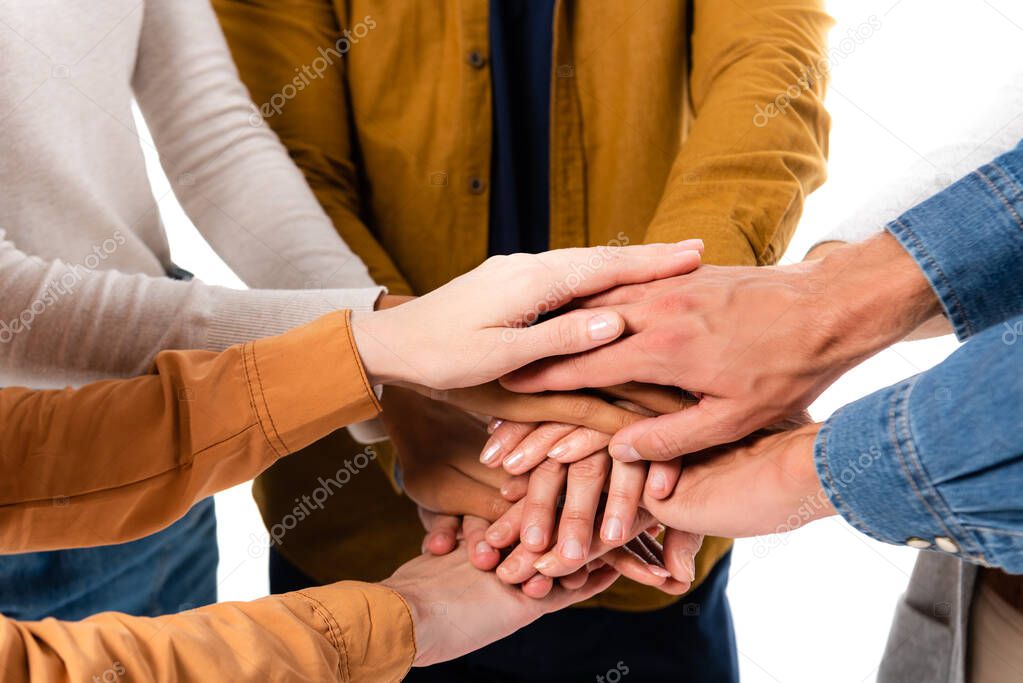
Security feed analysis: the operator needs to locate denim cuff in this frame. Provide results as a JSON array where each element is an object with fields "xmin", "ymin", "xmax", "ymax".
[
  {"xmin": 814, "ymin": 378, "xmax": 984, "ymax": 561},
  {"xmin": 885, "ymin": 148, "xmax": 1023, "ymax": 341}
]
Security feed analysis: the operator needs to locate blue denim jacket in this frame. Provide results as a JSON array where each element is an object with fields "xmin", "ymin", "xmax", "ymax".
[{"xmin": 814, "ymin": 141, "xmax": 1023, "ymax": 573}]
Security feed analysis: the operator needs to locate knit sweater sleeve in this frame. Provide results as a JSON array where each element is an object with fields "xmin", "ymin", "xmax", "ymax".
[
  {"xmin": 131, "ymin": 0, "xmax": 380, "ymax": 295},
  {"xmin": 0, "ymin": 230, "xmax": 380, "ymax": 389}
]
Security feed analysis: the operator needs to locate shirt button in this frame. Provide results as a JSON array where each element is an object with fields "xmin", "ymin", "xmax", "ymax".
[
  {"xmin": 467, "ymin": 50, "xmax": 486, "ymax": 69},
  {"xmin": 935, "ymin": 537, "xmax": 959, "ymax": 553},
  {"xmin": 468, "ymin": 176, "xmax": 487, "ymax": 194},
  {"xmin": 906, "ymin": 537, "xmax": 932, "ymax": 549}
]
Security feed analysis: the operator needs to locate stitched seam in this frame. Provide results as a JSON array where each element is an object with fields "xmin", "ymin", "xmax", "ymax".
[
  {"xmin": 242, "ymin": 342, "xmax": 284, "ymax": 458},
  {"xmin": 969, "ymin": 525, "xmax": 1023, "ymax": 539},
  {"xmin": 250, "ymin": 341, "xmax": 289, "ymax": 455},
  {"xmin": 296, "ymin": 591, "xmax": 348, "ymax": 681},
  {"xmin": 343, "ymin": 310, "xmax": 383, "ymax": 414},
  {"xmin": 889, "ymin": 379, "xmax": 974, "ymax": 551},
  {"xmin": 891, "ymin": 216, "xmax": 974, "ymax": 337},
  {"xmin": 816, "ymin": 419, "xmax": 873, "ymax": 534},
  {"xmin": 981, "ymin": 165, "xmax": 1023, "ymax": 232}
]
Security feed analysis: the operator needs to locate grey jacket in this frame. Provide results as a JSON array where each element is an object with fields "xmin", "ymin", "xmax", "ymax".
[{"xmin": 878, "ymin": 553, "xmax": 977, "ymax": 683}]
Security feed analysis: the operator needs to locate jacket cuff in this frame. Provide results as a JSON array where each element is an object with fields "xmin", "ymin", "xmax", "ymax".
[
  {"xmin": 245, "ymin": 311, "xmax": 382, "ymax": 457},
  {"xmin": 813, "ymin": 378, "xmax": 985, "ymax": 563},
  {"xmin": 295, "ymin": 582, "xmax": 415, "ymax": 682},
  {"xmin": 206, "ymin": 286, "xmax": 385, "ymax": 352},
  {"xmin": 884, "ymin": 152, "xmax": 1023, "ymax": 341}
]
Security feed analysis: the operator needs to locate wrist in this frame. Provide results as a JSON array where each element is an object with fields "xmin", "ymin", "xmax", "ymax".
[
  {"xmin": 810, "ymin": 231, "xmax": 942, "ymax": 367},
  {"xmin": 351, "ymin": 309, "xmax": 405, "ymax": 387}
]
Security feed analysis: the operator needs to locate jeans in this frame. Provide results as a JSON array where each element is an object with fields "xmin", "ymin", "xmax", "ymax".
[
  {"xmin": 0, "ymin": 498, "xmax": 218, "ymax": 620},
  {"xmin": 270, "ymin": 546, "xmax": 738, "ymax": 683}
]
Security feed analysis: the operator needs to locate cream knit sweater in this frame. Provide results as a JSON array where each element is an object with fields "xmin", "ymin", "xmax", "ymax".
[{"xmin": 0, "ymin": 0, "xmax": 382, "ymax": 389}]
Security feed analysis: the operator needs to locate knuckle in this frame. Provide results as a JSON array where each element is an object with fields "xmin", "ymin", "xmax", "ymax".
[
  {"xmin": 568, "ymin": 455, "xmax": 610, "ymax": 482},
  {"xmin": 546, "ymin": 320, "xmax": 579, "ymax": 353},
  {"xmin": 535, "ymin": 459, "xmax": 564, "ymax": 475},
  {"xmin": 563, "ymin": 396, "xmax": 597, "ymax": 423},
  {"xmin": 644, "ymin": 427, "xmax": 686, "ymax": 459}
]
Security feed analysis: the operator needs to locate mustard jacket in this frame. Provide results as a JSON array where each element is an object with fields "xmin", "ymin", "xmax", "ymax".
[
  {"xmin": 0, "ymin": 312, "xmax": 415, "ymax": 682},
  {"xmin": 215, "ymin": 0, "xmax": 832, "ymax": 609}
]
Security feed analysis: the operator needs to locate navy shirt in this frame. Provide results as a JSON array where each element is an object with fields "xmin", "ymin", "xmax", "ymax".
[{"xmin": 487, "ymin": 0, "xmax": 555, "ymax": 256}]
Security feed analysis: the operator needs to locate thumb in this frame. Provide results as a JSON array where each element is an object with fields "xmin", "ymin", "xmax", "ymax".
[{"xmin": 609, "ymin": 400, "xmax": 735, "ymax": 461}]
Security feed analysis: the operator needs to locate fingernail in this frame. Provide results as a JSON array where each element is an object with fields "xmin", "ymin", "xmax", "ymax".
[
  {"xmin": 561, "ymin": 539, "xmax": 584, "ymax": 560},
  {"xmin": 649, "ymin": 565, "xmax": 672, "ymax": 578},
  {"xmin": 475, "ymin": 541, "xmax": 494, "ymax": 556},
  {"xmin": 487, "ymin": 522, "xmax": 510, "ymax": 543},
  {"xmin": 499, "ymin": 557, "xmax": 520, "ymax": 575},
  {"xmin": 603, "ymin": 516, "xmax": 624, "ymax": 542},
  {"xmin": 675, "ymin": 247, "xmax": 702, "ymax": 260},
  {"xmin": 649, "ymin": 472, "xmax": 667, "ymax": 493},
  {"xmin": 488, "ymin": 418, "xmax": 504, "ymax": 434},
  {"xmin": 587, "ymin": 314, "xmax": 620, "ymax": 341},
  {"xmin": 534, "ymin": 555, "xmax": 556, "ymax": 572},
  {"xmin": 504, "ymin": 450, "xmax": 525, "ymax": 469},
  {"xmin": 609, "ymin": 443, "xmax": 641, "ymax": 462},
  {"xmin": 523, "ymin": 526, "xmax": 544, "ymax": 546},
  {"xmin": 481, "ymin": 441, "xmax": 502, "ymax": 464},
  {"xmin": 675, "ymin": 238, "xmax": 704, "ymax": 253},
  {"xmin": 548, "ymin": 443, "xmax": 568, "ymax": 460}
]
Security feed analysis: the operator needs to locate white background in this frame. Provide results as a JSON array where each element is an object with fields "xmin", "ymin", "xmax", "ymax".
[{"xmin": 141, "ymin": 1, "xmax": 1023, "ymax": 680}]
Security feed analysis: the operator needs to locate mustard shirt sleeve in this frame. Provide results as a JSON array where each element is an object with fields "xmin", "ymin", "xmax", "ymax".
[
  {"xmin": 0, "ymin": 311, "xmax": 381, "ymax": 553},
  {"xmin": 213, "ymin": 0, "xmax": 412, "ymax": 295},
  {"xmin": 644, "ymin": 0, "xmax": 833, "ymax": 266},
  {"xmin": 0, "ymin": 581, "xmax": 415, "ymax": 683}
]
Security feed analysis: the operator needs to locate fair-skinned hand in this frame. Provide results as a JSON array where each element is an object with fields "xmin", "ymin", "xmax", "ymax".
[
  {"xmin": 486, "ymin": 494, "xmax": 696, "ymax": 594},
  {"xmin": 641, "ymin": 423, "xmax": 836, "ymax": 539},
  {"xmin": 503, "ymin": 233, "xmax": 942, "ymax": 461},
  {"xmin": 380, "ymin": 546, "xmax": 621, "ymax": 667},
  {"xmin": 352, "ymin": 241, "xmax": 703, "ymax": 390}
]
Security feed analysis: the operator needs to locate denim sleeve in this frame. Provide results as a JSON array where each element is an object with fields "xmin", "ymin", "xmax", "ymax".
[
  {"xmin": 885, "ymin": 140, "xmax": 1023, "ymax": 341},
  {"xmin": 815, "ymin": 315, "xmax": 1023, "ymax": 572}
]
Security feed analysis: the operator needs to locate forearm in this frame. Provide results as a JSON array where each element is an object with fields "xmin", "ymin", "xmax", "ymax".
[
  {"xmin": 644, "ymin": 0, "xmax": 832, "ymax": 265},
  {"xmin": 212, "ymin": 0, "xmax": 413, "ymax": 295},
  {"xmin": 0, "ymin": 582, "xmax": 413, "ymax": 683},
  {"xmin": 0, "ymin": 312, "xmax": 379, "ymax": 552},
  {"xmin": 815, "ymin": 315, "xmax": 1023, "ymax": 571},
  {"xmin": 0, "ymin": 230, "xmax": 381, "ymax": 389},
  {"xmin": 135, "ymin": 0, "xmax": 380, "ymax": 293}
]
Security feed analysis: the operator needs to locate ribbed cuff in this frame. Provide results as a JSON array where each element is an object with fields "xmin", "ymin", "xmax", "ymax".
[{"xmin": 206, "ymin": 286, "xmax": 385, "ymax": 352}]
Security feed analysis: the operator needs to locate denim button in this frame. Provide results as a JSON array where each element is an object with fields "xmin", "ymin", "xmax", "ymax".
[
  {"xmin": 906, "ymin": 537, "xmax": 932, "ymax": 549},
  {"xmin": 935, "ymin": 536, "xmax": 959, "ymax": 553}
]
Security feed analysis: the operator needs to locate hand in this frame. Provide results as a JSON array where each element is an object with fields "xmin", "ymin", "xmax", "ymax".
[
  {"xmin": 382, "ymin": 387, "xmax": 511, "ymax": 522},
  {"xmin": 353, "ymin": 241, "xmax": 703, "ymax": 390},
  {"xmin": 416, "ymin": 381, "xmax": 674, "ymax": 439},
  {"xmin": 478, "ymin": 383, "xmax": 693, "ymax": 473},
  {"xmin": 380, "ymin": 546, "xmax": 620, "ymax": 667},
  {"xmin": 641, "ymin": 423, "xmax": 836, "ymax": 538},
  {"xmin": 418, "ymin": 508, "xmax": 502, "ymax": 571},
  {"xmin": 504, "ymin": 233, "xmax": 941, "ymax": 460},
  {"xmin": 486, "ymin": 501, "xmax": 693, "ymax": 595}
]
